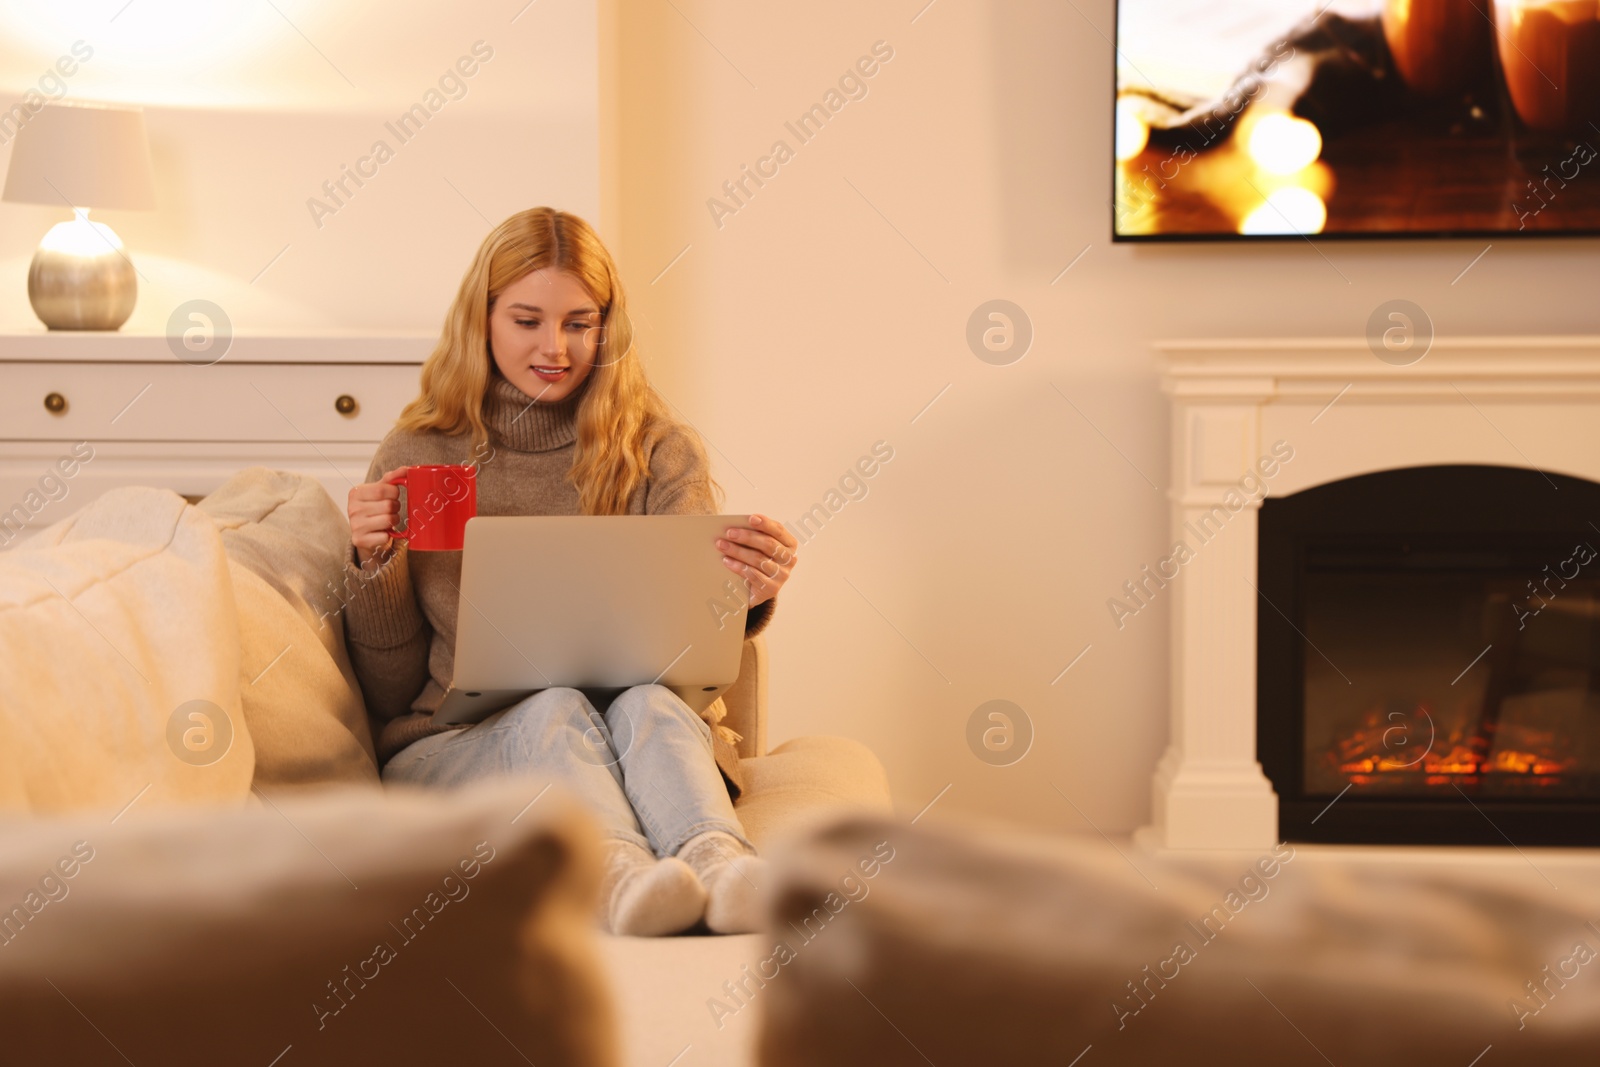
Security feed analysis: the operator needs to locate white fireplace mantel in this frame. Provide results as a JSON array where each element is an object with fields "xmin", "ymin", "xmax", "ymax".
[{"xmin": 1138, "ymin": 336, "xmax": 1600, "ymax": 850}]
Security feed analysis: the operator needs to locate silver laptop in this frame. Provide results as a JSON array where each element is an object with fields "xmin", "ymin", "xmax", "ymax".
[{"xmin": 434, "ymin": 514, "xmax": 752, "ymax": 725}]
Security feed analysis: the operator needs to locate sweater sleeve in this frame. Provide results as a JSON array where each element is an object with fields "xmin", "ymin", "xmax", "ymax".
[
  {"xmin": 644, "ymin": 421, "xmax": 777, "ymax": 637},
  {"xmin": 743, "ymin": 596, "xmax": 775, "ymax": 637},
  {"xmin": 341, "ymin": 543, "xmax": 434, "ymax": 722},
  {"xmin": 341, "ymin": 436, "xmax": 435, "ymax": 723}
]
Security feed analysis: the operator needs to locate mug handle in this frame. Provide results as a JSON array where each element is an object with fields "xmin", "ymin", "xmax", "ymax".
[{"xmin": 384, "ymin": 472, "xmax": 410, "ymax": 541}]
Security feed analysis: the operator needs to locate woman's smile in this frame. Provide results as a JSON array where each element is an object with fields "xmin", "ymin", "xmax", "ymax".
[{"xmin": 488, "ymin": 268, "xmax": 600, "ymax": 403}]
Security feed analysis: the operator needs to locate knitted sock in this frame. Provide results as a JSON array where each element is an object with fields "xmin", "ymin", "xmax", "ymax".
[
  {"xmin": 598, "ymin": 840, "xmax": 707, "ymax": 937},
  {"xmin": 677, "ymin": 831, "xmax": 769, "ymax": 934}
]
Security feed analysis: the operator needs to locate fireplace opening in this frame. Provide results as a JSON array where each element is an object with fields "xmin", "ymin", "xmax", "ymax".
[{"xmin": 1258, "ymin": 465, "xmax": 1600, "ymax": 846}]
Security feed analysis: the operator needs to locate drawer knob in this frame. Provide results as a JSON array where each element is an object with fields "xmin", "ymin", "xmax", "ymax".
[
  {"xmin": 43, "ymin": 392, "xmax": 67, "ymax": 415},
  {"xmin": 334, "ymin": 394, "xmax": 358, "ymax": 416}
]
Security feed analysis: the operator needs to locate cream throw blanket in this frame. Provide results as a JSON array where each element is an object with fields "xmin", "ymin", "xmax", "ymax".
[
  {"xmin": 0, "ymin": 487, "xmax": 254, "ymax": 813},
  {"xmin": 0, "ymin": 469, "xmax": 382, "ymax": 814}
]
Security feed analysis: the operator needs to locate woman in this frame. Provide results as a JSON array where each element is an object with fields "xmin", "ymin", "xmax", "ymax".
[{"xmin": 342, "ymin": 207, "xmax": 798, "ymax": 936}]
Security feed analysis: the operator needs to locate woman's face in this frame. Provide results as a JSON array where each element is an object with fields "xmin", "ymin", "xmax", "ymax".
[{"xmin": 488, "ymin": 268, "xmax": 602, "ymax": 404}]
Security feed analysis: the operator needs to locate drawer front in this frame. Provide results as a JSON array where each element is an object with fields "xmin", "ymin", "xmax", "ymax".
[{"xmin": 1, "ymin": 362, "xmax": 422, "ymax": 443}]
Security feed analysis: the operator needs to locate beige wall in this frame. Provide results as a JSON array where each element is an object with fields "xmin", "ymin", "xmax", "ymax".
[
  {"xmin": 3, "ymin": 1, "xmax": 1597, "ymax": 833},
  {"xmin": 0, "ymin": 0, "xmax": 599, "ymax": 331},
  {"xmin": 600, "ymin": 0, "xmax": 1600, "ymax": 834}
]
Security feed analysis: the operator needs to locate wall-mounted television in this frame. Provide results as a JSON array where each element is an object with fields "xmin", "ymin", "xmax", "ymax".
[{"xmin": 1113, "ymin": 0, "xmax": 1600, "ymax": 240}]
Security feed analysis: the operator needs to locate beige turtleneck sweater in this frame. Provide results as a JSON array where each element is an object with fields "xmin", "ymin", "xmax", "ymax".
[{"xmin": 340, "ymin": 371, "xmax": 772, "ymax": 798}]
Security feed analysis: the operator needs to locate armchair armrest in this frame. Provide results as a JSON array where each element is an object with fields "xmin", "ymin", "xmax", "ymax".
[{"xmin": 721, "ymin": 634, "xmax": 768, "ymax": 759}]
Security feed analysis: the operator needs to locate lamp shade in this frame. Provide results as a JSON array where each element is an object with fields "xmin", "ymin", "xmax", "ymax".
[{"xmin": 2, "ymin": 101, "xmax": 156, "ymax": 211}]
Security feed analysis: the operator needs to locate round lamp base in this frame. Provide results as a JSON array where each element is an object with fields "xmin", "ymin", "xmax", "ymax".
[{"xmin": 27, "ymin": 215, "xmax": 138, "ymax": 331}]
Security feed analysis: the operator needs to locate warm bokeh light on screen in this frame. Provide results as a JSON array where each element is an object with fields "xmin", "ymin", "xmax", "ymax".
[
  {"xmin": 1246, "ymin": 112, "xmax": 1323, "ymax": 176},
  {"xmin": 1114, "ymin": 95, "xmax": 1150, "ymax": 162},
  {"xmin": 1240, "ymin": 185, "xmax": 1328, "ymax": 235},
  {"xmin": 1116, "ymin": 0, "xmax": 1600, "ymax": 235}
]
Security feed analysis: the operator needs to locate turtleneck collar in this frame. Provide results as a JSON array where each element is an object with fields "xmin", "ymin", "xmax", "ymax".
[{"xmin": 482, "ymin": 370, "xmax": 580, "ymax": 453}]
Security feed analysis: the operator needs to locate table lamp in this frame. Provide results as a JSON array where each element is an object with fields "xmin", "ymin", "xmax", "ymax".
[{"xmin": 2, "ymin": 100, "xmax": 157, "ymax": 330}]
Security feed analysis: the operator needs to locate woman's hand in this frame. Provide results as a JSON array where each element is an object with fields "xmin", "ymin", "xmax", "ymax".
[
  {"xmin": 348, "ymin": 467, "xmax": 407, "ymax": 567},
  {"xmin": 715, "ymin": 514, "xmax": 798, "ymax": 608}
]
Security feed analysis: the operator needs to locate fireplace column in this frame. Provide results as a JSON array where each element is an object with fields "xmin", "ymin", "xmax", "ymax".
[{"xmin": 1139, "ymin": 395, "xmax": 1280, "ymax": 850}]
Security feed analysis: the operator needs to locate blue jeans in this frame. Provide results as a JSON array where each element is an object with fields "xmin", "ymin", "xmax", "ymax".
[{"xmin": 382, "ymin": 685, "xmax": 753, "ymax": 856}]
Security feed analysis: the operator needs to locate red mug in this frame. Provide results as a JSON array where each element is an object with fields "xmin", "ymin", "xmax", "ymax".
[{"xmin": 387, "ymin": 465, "xmax": 478, "ymax": 551}]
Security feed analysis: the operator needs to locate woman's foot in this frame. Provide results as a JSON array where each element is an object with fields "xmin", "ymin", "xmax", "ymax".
[
  {"xmin": 599, "ymin": 840, "xmax": 707, "ymax": 936},
  {"xmin": 677, "ymin": 831, "xmax": 770, "ymax": 934}
]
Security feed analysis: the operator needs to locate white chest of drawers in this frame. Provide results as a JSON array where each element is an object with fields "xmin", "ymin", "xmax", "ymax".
[{"xmin": 0, "ymin": 331, "xmax": 434, "ymax": 545}]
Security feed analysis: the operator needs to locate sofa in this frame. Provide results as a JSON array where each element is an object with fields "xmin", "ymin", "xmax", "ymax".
[
  {"xmin": 0, "ymin": 468, "xmax": 892, "ymax": 1067},
  {"xmin": 10, "ymin": 468, "xmax": 1600, "ymax": 1067}
]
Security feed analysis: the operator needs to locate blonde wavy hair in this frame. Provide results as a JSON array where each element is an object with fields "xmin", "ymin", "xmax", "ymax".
[{"xmin": 396, "ymin": 207, "xmax": 707, "ymax": 515}]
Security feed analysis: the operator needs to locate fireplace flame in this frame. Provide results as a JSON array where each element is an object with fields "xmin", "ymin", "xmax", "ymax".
[{"xmin": 1331, "ymin": 701, "xmax": 1578, "ymax": 786}]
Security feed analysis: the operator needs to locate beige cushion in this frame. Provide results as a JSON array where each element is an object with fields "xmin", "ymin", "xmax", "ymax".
[
  {"xmin": 757, "ymin": 816, "xmax": 1600, "ymax": 1066},
  {"xmin": 0, "ymin": 487, "xmax": 254, "ymax": 814},
  {"xmin": 734, "ymin": 737, "xmax": 892, "ymax": 849},
  {"xmin": 0, "ymin": 780, "xmax": 617, "ymax": 1066},
  {"xmin": 197, "ymin": 467, "xmax": 379, "ymax": 791}
]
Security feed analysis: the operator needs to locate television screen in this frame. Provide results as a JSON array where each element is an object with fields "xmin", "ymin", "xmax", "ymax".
[{"xmin": 1113, "ymin": 0, "xmax": 1600, "ymax": 239}]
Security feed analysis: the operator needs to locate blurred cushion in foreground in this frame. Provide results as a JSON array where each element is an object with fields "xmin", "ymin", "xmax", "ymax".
[
  {"xmin": 756, "ymin": 814, "xmax": 1600, "ymax": 1066},
  {"xmin": 0, "ymin": 780, "xmax": 615, "ymax": 1067}
]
